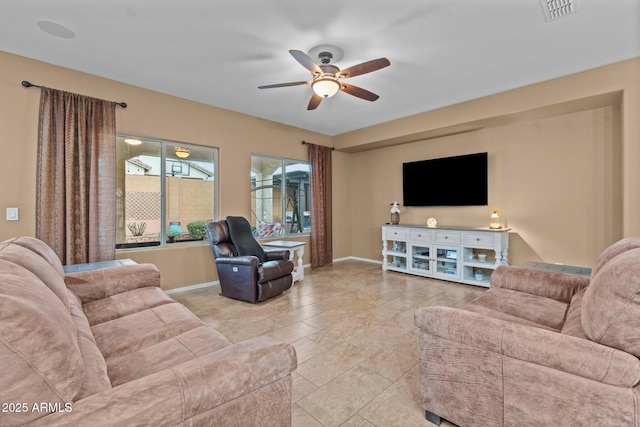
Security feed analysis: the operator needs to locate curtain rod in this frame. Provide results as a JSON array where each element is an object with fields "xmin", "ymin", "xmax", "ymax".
[
  {"xmin": 21, "ymin": 81, "xmax": 127, "ymax": 108},
  {"xmin": 301, "ymin": 140, "xmax": 334, "ymax": 150}
]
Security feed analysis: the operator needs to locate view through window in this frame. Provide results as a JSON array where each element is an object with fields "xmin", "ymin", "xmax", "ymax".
[
  {"xmin": 116, "ymin": 134, "xmax": 218, "ymax": 248},
  {"xmin": 251, "ymin": 155, "xmax": 310, "ymax": 238}
]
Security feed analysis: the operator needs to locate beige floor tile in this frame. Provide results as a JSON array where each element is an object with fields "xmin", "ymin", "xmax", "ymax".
[
  {"xmin": 347, "ymin": 323, "xmax": 411, "ymax": 355},
  {"xmin": 297, "ymin": 366, "xmax": 391, "ymax": 427},
  {"xmin": 359, "ymin": 329, "xmax": 419, "ymax": 382},
  {"xmin": 292, "ymin": 371, "xmax": 318, "ymax": 403},
  {"xmin": 222, "ymin": 318, "xmax": 284, "ymax": 343},
  {"xmin": 290, "ymin": 337, "xmax": 328, "ymax": 364},
  {"xmin": 266, "ymin": 321, "xmax": 320, "ymax": 344},
  {"xmin": 292, "ymin": 403, "xmax": 323, "ymax": 427},
  {"xmin": 340, "ymin": 414, "xmax": 375, "ymax": 426},
  {"xmin": 358, "ymin": 367, "xmax": 432, "ymax": 427},
  {"xmin": 296, "ymin": 342, "xmax": 370, "ymax": 387}
]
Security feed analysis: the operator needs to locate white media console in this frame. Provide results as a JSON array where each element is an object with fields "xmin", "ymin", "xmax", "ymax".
[{"xmin": 382, "ymin": 224, "xmax": 510, "ymax": 287}]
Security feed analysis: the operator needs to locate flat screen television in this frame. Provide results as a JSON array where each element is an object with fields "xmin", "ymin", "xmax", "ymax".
[{"xmin": 402, "ymin": 152, "xmax": 488, "ymax": 206}]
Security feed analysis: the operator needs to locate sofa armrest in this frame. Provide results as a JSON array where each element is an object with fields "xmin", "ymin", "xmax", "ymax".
[
  {"xmin": 64, "ymin": 264, "xmax": 160, "ymax": 304},
  {"xmin": 415, "ymin": 306, "xmax": 640, "ymax": 387},
  {"xmin": 265, "ymin": 249, "xmax": 290, "ymax": 261},
  {"xmin": 490, "ymin": 265, "xmax": 590, "ymax": 303},
  {"xmin": 28, "ymin": 336, "xmax": 297, "ymax": 426}
]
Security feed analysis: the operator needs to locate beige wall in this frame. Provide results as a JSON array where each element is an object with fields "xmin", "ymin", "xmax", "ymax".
[{"xmin": 1, "ymin": 50, "xmax": 638, "ymax": 288}]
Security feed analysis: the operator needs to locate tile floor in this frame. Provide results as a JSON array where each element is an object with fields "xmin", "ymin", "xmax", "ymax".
[{"xmin": 171, "ymin": 260, "xmax": 487, "ymax": 427}]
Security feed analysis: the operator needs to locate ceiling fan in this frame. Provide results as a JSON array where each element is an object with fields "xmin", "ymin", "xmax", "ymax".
[{"xmin": 258, "ymin": 47, "xmax": 390, "ymax": 110}]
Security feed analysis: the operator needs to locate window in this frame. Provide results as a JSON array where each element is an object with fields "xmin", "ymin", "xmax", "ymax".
[
  {"xmin": 116, "ymin": 134, "xmax": 218, "ymax": 248},
  {"xmin": 251, "ymin": 154, "xmax": 310, "ymax": 238}
]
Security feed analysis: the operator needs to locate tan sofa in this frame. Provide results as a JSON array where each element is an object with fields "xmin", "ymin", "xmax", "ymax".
[
  {"xmin": 0, "ymin": 236, "xmax": 297, "ymax": 426},
  {"xmin": 415, "ymin": 237, "xmax": 640, "ymax": 426}
]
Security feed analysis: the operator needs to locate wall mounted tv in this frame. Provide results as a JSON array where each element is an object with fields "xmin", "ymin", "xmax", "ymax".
[{"xmin": 402, "ymin": 152, "xmax": 488, "ymax": 206}]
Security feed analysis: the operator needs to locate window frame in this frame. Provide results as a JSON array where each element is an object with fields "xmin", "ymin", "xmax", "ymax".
[
  {"xmin": 251, "ymin": 153, "xmax": 311, "ymax": 239},
  {"xmin": 116, "ymin": 132, "xmax": 219, "ymax": 250}
]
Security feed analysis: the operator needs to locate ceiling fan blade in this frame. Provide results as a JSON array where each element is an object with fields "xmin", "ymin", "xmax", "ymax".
[
  {"xmin": 307, "ymin": 93, "xmax": 323, "ymax": 110},
  {"xmin": 340, "ymin": 83, "xmax": 380, "ymax": 102},
  {"xmin": 289, "ymin": 50, "xmax": 322, "ymax": 75},
  {"xmin": 258, "ymin": 81, "xmax": 310, "ymax": 89},
  {"xmin": 339, "ymin": 58, "xmax": 391, "ymax": 79}
]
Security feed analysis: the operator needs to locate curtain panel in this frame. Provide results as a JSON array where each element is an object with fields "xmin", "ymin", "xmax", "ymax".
[
  {"xmin": 36, "ymin": 87, "xmax": 116, "ymax": 264},
  {"xmin": 308, "ymin": 143, "xmax": 333, "ymax": 267}
]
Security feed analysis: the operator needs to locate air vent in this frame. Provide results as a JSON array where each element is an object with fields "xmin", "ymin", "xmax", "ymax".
[{"xmin": 539, "ymin": 0, "xmax": 578, "ymax": 21}]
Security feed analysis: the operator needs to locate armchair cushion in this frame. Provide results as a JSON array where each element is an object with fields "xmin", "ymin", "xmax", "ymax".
[
  {"xmin": 227, "ymin": 216, "xmax": 267, "ymax": 263},
  {"xmin": 583, "ymin": 248, "xmax": 640, "ymax": 356},
  {"xmin": 560, "ymin": 287, "xmax": 589, "ymax": 339},
  {"xmin": 490, "ymin": 265, "xmax": 589, "ymax": 303},
  {"xmin": 464, "ymin": 288, "xmax": 568, "ymax": 331},
  {"xmin": 590, "ymin": 237, "xmax": 640, "ymax": 278},
  {"xmin": 463, "ymin": 265, "xmax": 589, "ymax": 331}
]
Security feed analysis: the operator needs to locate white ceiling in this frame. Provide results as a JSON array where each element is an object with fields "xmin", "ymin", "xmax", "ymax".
[{"xmin": 2, "ymin": 0, "xmax": 639, "ymax": 136}]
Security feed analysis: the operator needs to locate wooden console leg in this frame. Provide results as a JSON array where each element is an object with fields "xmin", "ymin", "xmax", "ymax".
[{"xmin": 425, "ymin": 409, "xmax": 441, "ymax": 425}]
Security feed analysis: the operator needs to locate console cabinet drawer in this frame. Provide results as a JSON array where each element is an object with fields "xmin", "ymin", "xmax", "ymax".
[
  {"xmin": 464, "ymin": 233, "xmax": 494, "ymax": 248},
  {"xmin": 384, "ymin": 227, "xmax": 407, "ymax": 240},
  {"xmin": 409, "ymin": 229, "xmax": 432, "ymax": 242},
  {"xmin": 435, "ymin": 231, "xmax": 461, "ymax": 244}
]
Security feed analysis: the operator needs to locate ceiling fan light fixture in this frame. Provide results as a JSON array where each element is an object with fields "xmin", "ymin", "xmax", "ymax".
[
  {"xmin": 312, "ymin": 78, "xmax": 340, "ymax": 98},
  {"xmin": 174, "ymin": 147, "xmax": 191, "ymax": 159}
]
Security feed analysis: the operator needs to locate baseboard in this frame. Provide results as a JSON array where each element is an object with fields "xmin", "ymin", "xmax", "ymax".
[
  {"xmin": 165, "ymin": 281, "xmax": 218, "ymax": 294},
  {"xmin": 333, "ymin": 256, "xmax": 381, "ymax": 264}
]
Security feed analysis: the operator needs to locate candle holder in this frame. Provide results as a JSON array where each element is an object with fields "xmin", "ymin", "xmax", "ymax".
[{"xmin": 489, "ymin": 210, "xmax": 501, "ymax": 229}]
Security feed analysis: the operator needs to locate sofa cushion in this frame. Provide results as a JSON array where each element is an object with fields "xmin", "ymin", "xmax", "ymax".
[
  {"xmin": 67, "ymin": 290, "xmax": 112, "ymax": 399},
  {"xmin": 464, "ymin": 287, "xmax": 568, "ymax": 331},
  {"xmin": 107, "ymin": 325, "xmax": 232, "ymax": 386},
  {"xmin": 582, "ymin": 248, "xmax": 640, "ymax": 356},
  {"xmin": 81, "ymin": 286, "xmax": 176, "ymax": 326},
  {"xmin": 560, "ymin": 288, "xmax": 588, "ymax": 339},
  {"xmin": 0, "ymin": 236, "xmax": 69, "ymax": 308},
  {"xmin": 0, "ymin": 261, "xmax": 84, "ymax": 420},
  {"xmin": 91, "ymin": 302, "xmax": 208, "ymax": 361}
]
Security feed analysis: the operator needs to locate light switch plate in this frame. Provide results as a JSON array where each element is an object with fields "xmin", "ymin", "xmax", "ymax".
[{"xmin": 6, "ymin": 207, "xmax": 19, "ymax": 221}]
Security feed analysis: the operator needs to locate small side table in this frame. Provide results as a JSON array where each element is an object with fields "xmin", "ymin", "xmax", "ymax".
[
  {"xmin": 262, "ymin": 241, "xmax": 306, "ymax": 282},
  {"xmin": 63, "ymin": 258, "xmax": 137, "ymax": 274}
]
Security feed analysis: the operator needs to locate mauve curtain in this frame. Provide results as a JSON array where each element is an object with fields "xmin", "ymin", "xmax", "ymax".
[
  {"xmin": 36, "ymin": 87, "xmax": 116, "ymax": 264},
  {"xmin": 308, "ymin": 143, "xmax": 333, "ymax": 267}
]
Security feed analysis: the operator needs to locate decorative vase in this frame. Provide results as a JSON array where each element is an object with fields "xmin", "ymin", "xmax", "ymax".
[
  {"xmin": 390, "ymin": 202, "xmax": 401, "ymax": 224},
  {"xmin": 390, "ymin": 212, "xmax": 400, "ymax": 224}
]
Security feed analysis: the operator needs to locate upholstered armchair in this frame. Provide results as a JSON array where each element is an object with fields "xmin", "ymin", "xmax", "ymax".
[
  {"xmin": 415, "ymin": 237, "xmax": 640, "ymax": 426},
  {"xmin": 206, "ymin": 216, "xmax": 294, "ymax": 303}
]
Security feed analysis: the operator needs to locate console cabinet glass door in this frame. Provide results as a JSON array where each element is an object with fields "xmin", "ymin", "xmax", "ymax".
[
  {"xmin": 434, "ymin": 245, "xmax": 460, "ymax": 278},
  {"xmin": 409, "ymin": 244, "xmax": 431, "ymax": 274}
]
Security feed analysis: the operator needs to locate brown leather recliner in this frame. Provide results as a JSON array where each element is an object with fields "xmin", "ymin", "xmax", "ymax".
[{"xmin": 206, "ymin": 216, "xmax": 294, "ymax": 303}]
